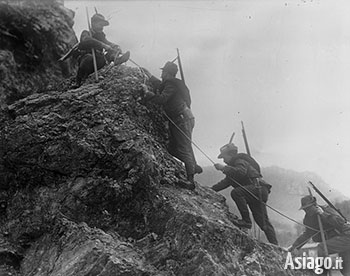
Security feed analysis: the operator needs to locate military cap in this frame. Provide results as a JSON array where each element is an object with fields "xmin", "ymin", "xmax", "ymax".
[
  {"xmin": 299, "ymin": 195, "xmax": 317, "ymax": 210},
  {"xmin": 91, "ymin": 13, "xmax": 109, "ymax": 26},
  {"xmin": 160, "ymin": 61, "xmax": 178, "ymax": 75},
  {"xmin": 218, "ymin": 143, "xmax": 238, "ymax": 158}
]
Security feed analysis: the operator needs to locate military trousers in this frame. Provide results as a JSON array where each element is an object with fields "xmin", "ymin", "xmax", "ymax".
[
  {"xmin": 168, "ymin": 116, "xmax": 196, "ymax": 180},
  {"xmin": 317, "ymin": 233, "xmax": 350, "ymax": 275},
  {"xmin": 76, "ymin": 52, "xmax": 106, "ymax": 85},
  {"xmin": 231, "ymin": 184, "xmax": 278, "ymax": 245}
]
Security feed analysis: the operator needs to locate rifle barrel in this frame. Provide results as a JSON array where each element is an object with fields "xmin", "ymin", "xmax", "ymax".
[
  {"xmin": 86, "ymin": 7, "xmax": 98, "ymax": 82},
  {"xmin": 241, "ymin": 121, "xmax": 251, "ymax": 156},
  {"xmin": 308, "ymin": 187, "xmax": 330, "ymax": 258},
  {"xmin": 309, "ymin": 181, "xmax": 347, "ymax": 222},
  {"xmin": 176, "ymin": 48, "xmax": 185, "ymax": 84}
]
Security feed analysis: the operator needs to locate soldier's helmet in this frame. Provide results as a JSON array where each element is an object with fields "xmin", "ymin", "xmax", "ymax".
[
  {"xmin": 218, "ymin": 143, "xmax": 238, "ymax": 158},
  {"xmin": 91, "ymin": 13, "xmax": 109, "ymax": 26},
  {"xmin": 160, "ymin": 61, "xmax": 178, "ymax": 75},
  {"xmin": 299, "ymin": 195, "xmax": 317, "ymax": 210}
]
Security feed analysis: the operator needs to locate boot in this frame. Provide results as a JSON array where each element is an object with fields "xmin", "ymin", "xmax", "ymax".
[
  {"xmin": 232, "ymin": 219, "xmax": 252, "ymax": 229},
  {"xmin": 176, "ymin": 179, "xmax": 195, "ymax": 191},
  {"xmin": 114, "ymin": 51, "xmax": 130, "ymax": 66},
  {"xmin": 194, "ymin": 164, "xmax": 203, "ymax": 174}
]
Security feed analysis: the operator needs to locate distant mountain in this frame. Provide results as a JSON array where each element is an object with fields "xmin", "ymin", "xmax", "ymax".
[
  {"xmin": 263, "ymin": 166, "xmax": 346, "ymax": 222},
  {"xmin": 195, "ymin": 165, "xmax": 348, "ymax": 246}
]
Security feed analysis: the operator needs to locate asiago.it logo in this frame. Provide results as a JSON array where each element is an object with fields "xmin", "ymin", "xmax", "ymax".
[{"xmin": 284, "ymin": 252, "xmax": 343, "ymax": 275}]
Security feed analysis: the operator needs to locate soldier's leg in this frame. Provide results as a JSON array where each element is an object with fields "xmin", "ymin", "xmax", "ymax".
[
  {"xmin": 186, "ymin": 118, "xmax": 202, "ymax": 174},
  {"xmin": 339, "ymin": 250, "xmax": 350, "ymax": 276},
  {"xmin": 168, "ymin": 122, "xmax": 181, "ymax": 159},
  {"xmin": 318, "ymin": 235, "xmax": 350, "ymax": 256},
  {"xmin": 76, "ymin": 54, "xmax": 91, "ymax": 86},
  {"xmin": 231, "ymin": 186, "xmax": 253, "ymax": 226},
  {"xmin": 317, "ymin": 235, "xmax": 350, "ymax": 275},
  {"xmin": 247, "ymin": 186, "xmax": 278, "ymax": 245},
  {"xmin": 76, "ymin": 53, "xmax": 106, "ymax": 85},
  {"xmin": 168, "ymin": 118, "xmax": 196, "ymax": 182}
]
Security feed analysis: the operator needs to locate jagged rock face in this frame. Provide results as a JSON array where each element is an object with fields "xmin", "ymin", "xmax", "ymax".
[
  {"xmin": 0, "ymin": 1, "xmax": 77, "ymax": 106},
  {"xmin": 0, "ymin": 65, "xmax": 311, "ymax": 275},
  {"xmin": 0, "ymin": 2, "xmax": 313, "ymax": 276}
]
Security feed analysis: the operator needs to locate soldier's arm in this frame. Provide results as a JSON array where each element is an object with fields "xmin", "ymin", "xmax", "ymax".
[
  {"xmin": 104, "ymin": 38, "xmax": 120, "ymax": 49},
  {"xmin": 291, "ymin": 228, "xmax": 315, "ymax": 250},
  {"xmin": 221, "ymin": 159, "xmax": 248, "ymax": 178},
  {"xmin": 148, "ymin": 76, "xmax": 162, "ymax": 90},
  {"xmin": 79, "ymin": 30, "xmax": 112, "ymax": 51},
  {"xmin": 211, "ymin": 178, "xmax": 231, "ymax": 192},
  {"xmin": 80, "ymin": 30, "xmax": 91, "ymax": 42},
  {"xmin": 149, "ymin": 82, "xmax": 175, "ymax": 105}
]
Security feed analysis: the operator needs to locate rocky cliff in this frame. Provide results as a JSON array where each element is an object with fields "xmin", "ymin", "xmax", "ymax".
[
  {"xmin": 0, "ymin": 0, "xmax": 77, "ymax": 107},
  {"xmin": 0, "ymin": 2, "xmax": 312, "ymax": 276}
]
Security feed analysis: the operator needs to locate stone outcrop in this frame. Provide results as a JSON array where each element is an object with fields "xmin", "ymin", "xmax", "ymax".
[
  {"xmin": 0, "ymin": 64, "xmax": 311, "ymax": 275},
  {"xmin": 0, "ymin": 0, "xmax": 77, "ymax": 106}
]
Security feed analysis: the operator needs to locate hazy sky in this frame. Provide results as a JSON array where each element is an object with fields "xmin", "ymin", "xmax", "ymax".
[{"xmin": 66, "ymin": 0, "xmax": 350, "ymax": 197}]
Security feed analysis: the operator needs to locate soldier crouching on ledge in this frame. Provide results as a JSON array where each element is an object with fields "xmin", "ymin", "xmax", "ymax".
[{"xmin": 74, "ymin": 13, "xmax": 130, "ymax": 87}]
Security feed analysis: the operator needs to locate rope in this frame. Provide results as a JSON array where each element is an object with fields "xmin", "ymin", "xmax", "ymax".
[
  {"xmin": 163, "ymin": 112, "xmax": 319, "ymax": 232},
  {"xmin": 135, "ymin": 60, "xmax": 320, "ymax": 233}
]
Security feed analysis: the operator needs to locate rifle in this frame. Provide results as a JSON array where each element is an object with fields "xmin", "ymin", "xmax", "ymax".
[
  {"xmin": 176, "ymin": 48, "xmax": 185, "ymax": 84},
  {"xmin": 241, "ymin": 121, "xmax": 251, "ymax": 156},
  {"xmin": 309, "ymin": 181, "xmax": 347, "ymax": 222},
  {"xmin": 228, "ymin": 131, "xmax": 235, "ymax": 144},
  {"xmin": 58, "ymin": 42, "xmax": 79, "ymax": 62},
  {"xmin": 308, "ymin": 187, "xmax": 330, "ymax": 275},
  {"xmin": 240, "ymin": 121, "xmax": 264, "ymax": 234}
]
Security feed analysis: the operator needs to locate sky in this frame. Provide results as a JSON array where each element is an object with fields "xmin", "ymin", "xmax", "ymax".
[{"xmin": 66, "ymin": 0, "xmax": 350, "ymax": 197}]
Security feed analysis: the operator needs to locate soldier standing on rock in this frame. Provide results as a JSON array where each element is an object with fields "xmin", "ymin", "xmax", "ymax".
[
  {"xmin": 211, "ymin": 143, "xmax": 278, "ymax": 245},
  {"xmin": 142, "ymin": 61, "xmax": 202, "ymax": 190}
]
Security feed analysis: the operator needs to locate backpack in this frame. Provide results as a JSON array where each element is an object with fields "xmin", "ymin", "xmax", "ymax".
[
  {"xmin": 235, "ymin": 153, "xmax": 261, "ymax": 175},
  {"xmin": 233, "ymin": 153, "xmax": 273, "ymax": 192}
]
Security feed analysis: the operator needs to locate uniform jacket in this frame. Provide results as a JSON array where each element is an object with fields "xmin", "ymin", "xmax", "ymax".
[
  {"xmin": 77, "ymin": 29, "xmax": 119, "ymax": 58},
  {"xmin": 292, "ymin": 206, "xmax": 350, "ymax": 249},
  {"xmin": 211, "ymin": 153, "xmax": 262, "ymax": 192},
  {"xmin": 149, "ymin": 76, "xmax": 192, "ymax": 120}
]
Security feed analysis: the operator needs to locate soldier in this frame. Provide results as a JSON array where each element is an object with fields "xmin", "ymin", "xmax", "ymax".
[
  {"xmin": 211, "ymin": 143, "xmax": 278, "ymax": 245},
  {"xmin": 288, "ymin": 195, "xmax": 350, "ymax": 275},
  {"xmin": 74, "ymin": 13, "xmax": 130, "ymax": 87},
  {"xmin": 142, "ymin": 61, "xmax": 202, "ymax": 190}
]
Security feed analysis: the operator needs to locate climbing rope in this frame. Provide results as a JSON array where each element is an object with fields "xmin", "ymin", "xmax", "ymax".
[
  {"xmin": 135, "ymin": 60, "xmax": 320, "ymax": 234},
  {"xmin": 163, "ymin": 112, "xmax": 320, "ymax": 233}
]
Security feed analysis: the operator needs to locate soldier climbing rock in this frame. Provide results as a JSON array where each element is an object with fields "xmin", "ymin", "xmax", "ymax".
[
  {"xmin": 142, "ymin": 61, "xmax": 202, "ymax": 190},
  {"xmin": 288, "ymin": 195, "xmax": 350, "ymax": 275},
  {"xmin": 211, "ymin": 143, "xmax": 278, "ymax": 245}
]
